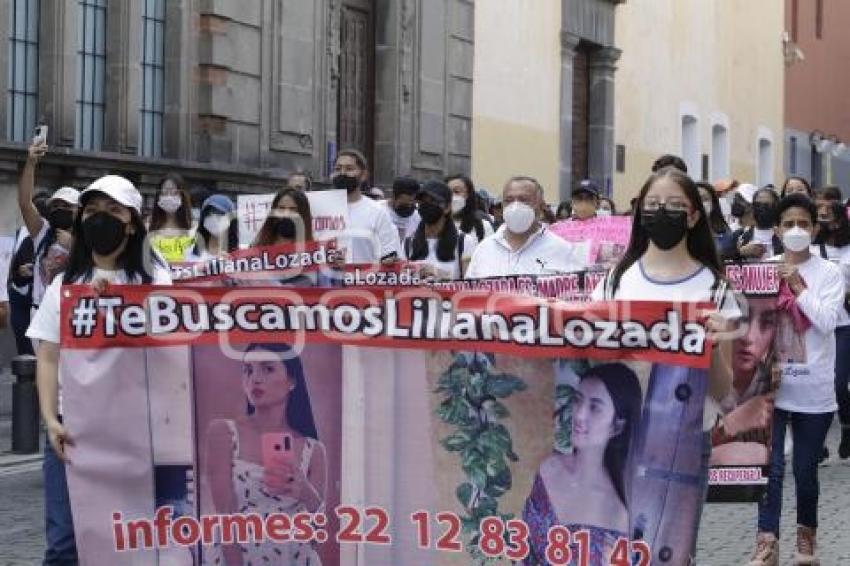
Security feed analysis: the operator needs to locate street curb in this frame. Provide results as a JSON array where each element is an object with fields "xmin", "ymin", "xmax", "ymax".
[{"xmin": 0, "ymin": 452, "xmax": 42, "ymax": 469}]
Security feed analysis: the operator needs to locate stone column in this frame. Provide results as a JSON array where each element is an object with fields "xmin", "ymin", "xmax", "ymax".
[
  {"xmin": 558, "ymin": 31, "xmax": 581, "ymax": 202},
  {"xmin": 587, "ymin": 45, "xmax": 621, "ymax": 196}
]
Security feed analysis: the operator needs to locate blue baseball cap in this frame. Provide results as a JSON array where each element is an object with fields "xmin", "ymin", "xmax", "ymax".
[
  {"xmin": 201, "ymin": 194, "xmax": 235, "ymax": 215},
  {"xmin": 572, "ymin": 179, "xmax": 600, "ymax": 198}
]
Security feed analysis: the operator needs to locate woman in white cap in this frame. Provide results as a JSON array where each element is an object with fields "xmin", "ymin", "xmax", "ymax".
[
  {"xmin": 18, "ymin": 140, "xmax": 81, "ymax": 314},
  {"xmin": 26, "ymin": 175, "xmax": 171, "ymax": 565}
]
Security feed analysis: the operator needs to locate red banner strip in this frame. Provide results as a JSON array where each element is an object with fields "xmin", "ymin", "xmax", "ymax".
[{"xmin": 59, "ymin": 285, "xmax": 713, "ymax": 368}]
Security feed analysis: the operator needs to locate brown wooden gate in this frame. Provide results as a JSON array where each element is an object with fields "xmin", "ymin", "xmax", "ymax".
[
  {"xmin": 338, "ymin": 0, "xmax": 375, "ymax": 167},
  {"xmin": 571, "ymin": 45, "xmax": 590, "ymax": 189}
]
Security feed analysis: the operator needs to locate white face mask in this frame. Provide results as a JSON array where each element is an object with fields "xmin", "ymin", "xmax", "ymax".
[
  {"xmin": 782, "ymin": 226, "xmax": 811, "ymax": 252},
  {"xmin": 503, "ymin": 202, "xmax": 536, "ymax": 234},
  {"xmin": 203, "ymin": 214, "xmax": 230, "ymax": 236},
  {"xmin": 596, "ymin": 209, "xmax": 612, "ymax": 217},
  {"xmin": 451, "ymin": 196, "xmax": 466, "ymax": 215},
  {"xmin": 158, "ymin": 195, "xmax": 182, "ymax": 214}
]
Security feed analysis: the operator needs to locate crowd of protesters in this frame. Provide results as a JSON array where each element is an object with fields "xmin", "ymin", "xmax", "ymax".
[{"xmin": 5, "ymin": 137, "xmax": 849, "ymax": 566}]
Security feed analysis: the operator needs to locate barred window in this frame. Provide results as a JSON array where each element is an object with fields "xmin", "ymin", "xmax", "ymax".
[
  {"xmin": 140, "ymin": 0, "xmax": 165, "ymax": 157},
  {"xmin": 7, "ymin": 0, "xmax": 40, "ymax": 142},
  {"xmin": 75, "ymin": 0, "xmax": 106, "ymax": 150}
]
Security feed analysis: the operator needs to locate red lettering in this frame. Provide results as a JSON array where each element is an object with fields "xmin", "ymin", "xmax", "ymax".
[
  {"xmin": 171, "ymin": 516, "xmax": 201, "ymax": 546},
  {"xmin": 112, "ymin": 512, "xmax": 126, "ymax": 551},
  {"xmin": 292, "ymin": 513, "xmax": 315, "ymax": 542},
  {"xmin": 200, "ymin": 514, "xmax": 222, "ymax": 545},
  {"xmin": 126, "ymin": 518, "xmax": 154, "ymax": 550},
  {"xmin": 265, "ymin": 513, "xmax": 291, "ymax": 542},
  {"xmin": 221, "ymin": 514, "xmax": 263, "ymax": 544}
]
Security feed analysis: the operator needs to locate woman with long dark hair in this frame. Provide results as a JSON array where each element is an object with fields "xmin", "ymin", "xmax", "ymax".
[
  {"xmin": 149, "ymin": 173, "xmax": 195, "ymax": 263},
  {"xmin": 446, "ymin": 174, "xmax": 494, "ymax": 242},
  {"xmin": 813, "ymin": 200, "xmax": 850, "ymax": 459},
  {"xmin": 188, "ymin": 194, "xmax": 239, "ymax": 261},
  {"xmin": 781, "ymin": 176, "xmax": 813, "ymax": 198},
  {"xmin": 696, "ymin": 181, "xmax": 733, "ymax": 255},
  {"xmin": 523, "ymin": 363, "xmax": 641, "ymax": 565},
  {"xmin": 403, "ymin": 181, "xmax": 477, "ymax": 280},
  {"xmin": 253, "ymin": 188, "xmax": 314, "ymax": 247},
  {"xmin": 206, "ymin": 343, "xmax": 327, "ymax": 565},
  {"xmin": 27, "ymin": 176, "xmax": 171, "ymax": 564},
  {"xmin": 593, "ymin": 166, "xmax": 739, "ymax": 563}
]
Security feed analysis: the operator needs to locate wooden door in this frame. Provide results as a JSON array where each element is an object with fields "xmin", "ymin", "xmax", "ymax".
[{"xmin": 338, "ymin": 0, "xmax": 375, "ymax": 166}]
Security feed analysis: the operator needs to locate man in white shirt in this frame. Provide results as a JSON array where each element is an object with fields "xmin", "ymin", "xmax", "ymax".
[
  {"xmin": 466, "ymin": 176, "xmax": 586, "ymax": 278},
  {"xmin": 331, "ymin": 149, "xmax": 400, "ymax": 263},
  {"xmin": 384, "ymin": 176, "xmax": 421, "ymax": 244}
]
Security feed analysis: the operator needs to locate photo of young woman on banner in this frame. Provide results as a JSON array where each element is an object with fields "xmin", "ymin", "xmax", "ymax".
[
  {"xmin": 192, "ymin": 342, "xmax": 342, "ymax": 566},
  {"xmin": 709, "ymin": 263, "xmax": 781, "ymax": 501}
]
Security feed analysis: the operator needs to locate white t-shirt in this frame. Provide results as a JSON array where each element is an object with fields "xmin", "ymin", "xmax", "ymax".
[
  {"xmin": 383, "ymin": 201, "xmax": 421, "ymax": 243},
  {"xmin": 27, "ymin": 265, "xmax": 172, "ymax": 413},
  {"xmin": 811, "ymin": 243, "xmax": 850, "ymax": 327},
  {"xmin": 407, "ymin": 233, "xmax": 477, "ymax": 281},
  {"xmin": 769, "ymin": 254, "xmax": 844, "ymax": 414},
  {"xmin": 592, "ymin": 261, "xmax": 742, "ymax": 430},
  {"xmin": 456, "ymin": 217, "xmax": 495, "ymax": 242},
  {"xmin": 346, "ymin": 197, "xmax": 401, "ymax": 263},
  {"xmin": 465, "ymin": 225, "xmax": 586, "ymax": 278},
  {"xmin": 750, "ymin": 228, "xmax": 777, "ymax": 260}
]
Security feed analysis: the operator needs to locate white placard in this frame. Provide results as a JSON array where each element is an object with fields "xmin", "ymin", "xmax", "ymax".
[{"xmin": 237, "ymin": 190, "xmax": 350, "ymax": 247}]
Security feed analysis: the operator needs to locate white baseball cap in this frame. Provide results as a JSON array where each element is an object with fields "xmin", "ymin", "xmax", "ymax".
[
  {"xmin": 47, "ymin": 186, "xmax": 81, "ymax": 206},
  {"xmin": 735, "ymin": 183, "xmax": 758, "ymax": 204},
  {"xmin": 80, "ymin": 175, "xmax": 143, "ymax": 213}
]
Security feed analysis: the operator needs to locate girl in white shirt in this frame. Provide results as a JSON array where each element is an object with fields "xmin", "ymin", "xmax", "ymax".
[
  {"xmin": 403, "ymin": 180, "xmax": 476, "ymax": 281},
  {"xmin": 27, "ymin": 175, "xmax": 171, "ymax": 565},
  {"xmin": 594, "ymin": 166, "xmax": 738, "ymax": 565}
]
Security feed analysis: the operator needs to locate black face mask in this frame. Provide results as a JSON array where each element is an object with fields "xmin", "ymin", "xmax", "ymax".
[
  {"xmin": 642, "ymin": 207, "xmax": 688, "ymax": 250},
  {"xmin": 394, "ymin": 204, "xmax": 415, "ymax": 218},
  {"xmin": 82, "ymin": 212, "xmax": 128, "ymax": 256},
  {"xmin": 332, "ymin": 175, "xmax": 360, "ymax": 193},
  {"xmin": 731, "ymin": 201, "xmax": 749, "ymax": 218},
  {"xmin": 48, "ymin": 208, "xmax": 75, "ymax": 231},
  {"xmin": 752, "ymin": 203, "xmax": 777, "ymax": 229},
  {"xmin": 418, "ymin": 202, "xmax": 445, "ymax": 225},
  {"xmin": 275, "ymin": 217, "xmax": 297, "ymax": 239}
]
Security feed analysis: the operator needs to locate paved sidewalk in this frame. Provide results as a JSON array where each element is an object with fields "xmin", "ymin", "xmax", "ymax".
[{"xmin": 697, "ymin": 421, "xmax": 850, "ymax": 565}]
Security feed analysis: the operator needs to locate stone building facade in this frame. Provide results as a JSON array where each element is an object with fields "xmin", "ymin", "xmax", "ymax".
[{"xmin": 0, "ymin": 0, "xmax": 474, "ymax": 231}]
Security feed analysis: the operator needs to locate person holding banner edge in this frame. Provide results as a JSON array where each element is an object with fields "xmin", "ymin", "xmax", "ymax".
[
  {"xmin": 592, "ymin": 166, "xmax": 740, "ymax": 564},
  {"xmin": 747, "ymin": 193, "xmax": 844, "ymax": 566},
  {"xmin": 26, "ymin": 175, "xmax": 171, "ymax": 565}
]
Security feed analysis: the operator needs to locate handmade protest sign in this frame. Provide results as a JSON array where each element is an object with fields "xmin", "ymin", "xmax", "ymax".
[
  {"xmin": 237, "ymin": 190, "xmax": 349, "ymax": 247},
  {"xmin": 549, "ymin": 216, "xmax": 632, "ymax": 267},
  {"xmin": 708, "ymin": 262, "xmax": 781, "ymax": 502}
]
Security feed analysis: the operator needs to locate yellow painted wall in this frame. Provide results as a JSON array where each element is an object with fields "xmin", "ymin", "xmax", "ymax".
[
  {"xmin": 613, "ymin": 0, "xmax": 785, "ymax": 209},
  {"xmin": 472, "ymin": 0, "xmax": 562, "ymax": 202}
]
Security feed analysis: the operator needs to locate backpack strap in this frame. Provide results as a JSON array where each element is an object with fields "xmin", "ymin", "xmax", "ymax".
[
  {"xmin": 456, "ymin": 234, "xmax": 465, "ymax": 276},
  {"xmin": 602, "ymin": 269, "xmax": 616, "ymax": 300},
  {"xmin": 819, "ymin": 242, "xmax": 828, "ymax": 260},
  {"xmin": 403, "ymin": 236, "xmax": 411, "ymax": 260},
  {"xmin": 709, "ymin": 273, "xmax": 727, "ymax": 309}
]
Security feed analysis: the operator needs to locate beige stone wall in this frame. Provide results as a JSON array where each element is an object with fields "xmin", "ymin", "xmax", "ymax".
[
  {"xmin": 471, "ymin": 0, "xmax": 563, "ymax": 202},
  {"xmin": 613, "ymin": 0, "xmax": 785, "ymax": 209}
]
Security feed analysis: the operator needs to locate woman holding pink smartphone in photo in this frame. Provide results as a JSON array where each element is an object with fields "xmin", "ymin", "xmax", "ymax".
[{"xmin": 206, "ymin": 343, "xmax": 327, "ymax": 566}]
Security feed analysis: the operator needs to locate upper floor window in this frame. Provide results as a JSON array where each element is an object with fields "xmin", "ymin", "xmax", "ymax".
[
  {"xmin": 7, "ymin": 0, "xmax": 40, "ymax": 142},
  {"xmin": 140, "ymin": 0, "xmax": 165, "ymax": 157},
  {"xmin": 75, "ymin": 0, "xmax": 107, "ymax": 150}
]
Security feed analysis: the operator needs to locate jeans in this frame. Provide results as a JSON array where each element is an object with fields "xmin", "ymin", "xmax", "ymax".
[
  {"xmin": 8, "ymin": 291, "xmax": 33, "ymax": 356},
  {"xmin": 43, "ymin": 433, "xmax": 77, "ymax": 565},
  {"xmin": 757, "ymin": 408, "xmax": 834, "ymax": 534},
  {"xmin": 835, "ymin": 326, "xmax": 850, "ymax": 426}
]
